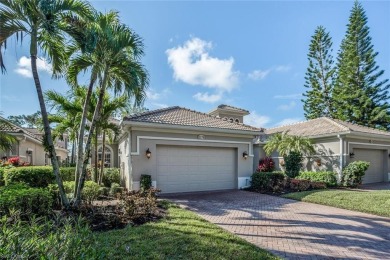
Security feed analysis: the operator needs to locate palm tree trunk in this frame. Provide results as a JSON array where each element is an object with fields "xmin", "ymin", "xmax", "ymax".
[
  {"xmin": 30, "ymin": 33, "xmax": 69, "ymax": 208},
  {"xmin": 94, "ymin": 128, "xmax": 98, "ymax": 182},
  {"xmin": 71, "ymin": 139, "xmax": 75, "ymax": 165},
  {"xmin": 74, "ymin": 68, "xmax": 109, "ymax": 206},
  {"xmin": 99, "ymin": 130, "xmax": 106, "ymax": 185},
  {"xmin": 74, "ymin": 77, "xmax": 96, "ymax": 199}
]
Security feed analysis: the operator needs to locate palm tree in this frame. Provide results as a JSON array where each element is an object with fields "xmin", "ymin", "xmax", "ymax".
[
  {"xmin": 0, "ymin": 0, "xmax": 94, "ymax": 208},
  {"xmin": 0, "ymin": 114, "xmax": 17, "ymax": 152},
  {"xmin": 264, "ymin": 131, "xmax": 315, "ymax": 156},
  {"xmin": 68, "ymin": 11, "xmax": 148, "ymax": 206}
]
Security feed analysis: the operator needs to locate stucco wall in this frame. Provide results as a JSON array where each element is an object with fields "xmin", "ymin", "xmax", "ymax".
[
  {"xmin": 18, "ymin": 139, "xmax": 46, "ymax": 166},
  {"xmin": 124, "ymin": 128, "xmax": 255, "ymax": 190},
  {"xmin": 256, "ymin": 137, "xmax": 341, "ymax": 173}
]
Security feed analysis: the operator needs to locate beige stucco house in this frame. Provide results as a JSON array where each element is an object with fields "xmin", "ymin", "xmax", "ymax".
[
  {"xmin": 0, "ymin": 117, "xmax": 68, "ymax": 165},
  {"xmin": 260, "ymin": 117, "xmax": 390, "ymax": 184},
  {"xmin": 118, "ymin": 105, "xmax": 262, "ymax": 193}
]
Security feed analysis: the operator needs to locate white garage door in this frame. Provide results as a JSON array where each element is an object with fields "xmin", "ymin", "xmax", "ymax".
[
  {"xmin": 352, "ymin": 149, "xmax": 385, "ymax": 184},
  {"xmin": 157, "ymin": 145, "xmax": 236, "ymax": 193}
]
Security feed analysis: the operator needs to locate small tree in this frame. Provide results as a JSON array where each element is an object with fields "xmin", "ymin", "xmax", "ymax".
[
  {"xmin": 257, "ymin": 157, "xmax": 275, "ymax": 172},
  {"xmin": 284, "ymin": 151, "xmax": 302, "ymax": 178},
  {"xmin": 341, "ymin": 161, "xmax": 370, "ymax": 187}
]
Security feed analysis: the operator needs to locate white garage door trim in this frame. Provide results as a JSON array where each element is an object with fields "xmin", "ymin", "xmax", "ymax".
[
  {"xmin": 130, "ymin": 136, "xmax": 253, "ymax": 156},
  {"xmin": 156, "ymin": 145, "xmax": 237, "ymax": 193}
]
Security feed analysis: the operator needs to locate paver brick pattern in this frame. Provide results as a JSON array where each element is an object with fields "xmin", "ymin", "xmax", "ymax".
[{"xmin": 163, "ymin": 190, "xmax": 390, "ymax": 260}]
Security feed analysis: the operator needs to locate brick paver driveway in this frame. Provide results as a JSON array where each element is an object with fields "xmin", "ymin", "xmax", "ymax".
[{"xmin": 164, "ymin": 190, "xmax": 390, "ymax": 259}]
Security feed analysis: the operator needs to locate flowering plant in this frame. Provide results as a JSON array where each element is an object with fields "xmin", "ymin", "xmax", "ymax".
[
  {"xmin": 8, "ymin": 156, "xmax": 20, "ymax": 166},
  {"xmin": 257, "ymin": 157, "xmax": 275, "ymax": 172}
]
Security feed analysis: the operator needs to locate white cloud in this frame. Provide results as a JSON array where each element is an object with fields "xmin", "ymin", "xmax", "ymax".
[
  {"xmin": 145, "ymin": 89, "xmax": 161, "ymax": 101},
  {"xmin": 248, "ymin": 69, "xmax": 271, "ymax": 80},
  {"xmin": 273, "ymin": 93, "xmax": 302, "ymax": 100},
  {"xmin": 275, "ymin": 65, "xmax": 291, "ymax": 72},
  {"xmin": 275, "ymin": 118, "xmax": 302, "ymax": 126},
  {"xmin": 193, "ymin": 92, "xmax": 222, "ymax": 103},
  {"xmin": 244, "ymin": 111, "xmax": 270, "ymax": 128},
  {"xmin": 277, "ymin": 101, "xmax": 296, "ymax": 111},
  {"xmin": 14, "ymin": 56, "xmax": 52, "ymax": 78},
  {"xmin": 166, "ymin": 37, "xmax": 239, "ymax": 92}
]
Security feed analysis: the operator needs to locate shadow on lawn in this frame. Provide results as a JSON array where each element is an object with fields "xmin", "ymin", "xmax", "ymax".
[{"xmin": 163, "ymin": 190, "xmax": 390, "ymax": 260}]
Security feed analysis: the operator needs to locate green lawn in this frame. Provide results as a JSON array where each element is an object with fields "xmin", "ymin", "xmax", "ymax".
[
  {"xmin": 95, "ymin": 203, "xmax": 278, "ymax": 259},
  {"xmin": 283, "ymin": 189, "xmax": 390, "ymax": 217}
]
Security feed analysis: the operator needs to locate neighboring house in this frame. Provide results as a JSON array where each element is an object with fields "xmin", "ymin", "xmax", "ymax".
[
  {"xmin": 118, "ymin": 105, "xmax": 262, "ymax": 193},
  {"xmin": 0, "ymin": 117, "xmax": 69, "ymax": 165},
  {"xmin": 259, "ymin": 117, "xmax": 390, "ymax": 184}
]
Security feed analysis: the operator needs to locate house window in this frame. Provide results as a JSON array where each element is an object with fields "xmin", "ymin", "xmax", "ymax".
[
  {"xmin": 98, "ymin": 146, "xmax": 112, "ymax": 168},
  {"xmin": 229, "ymin": 118, "xmax": 234, "ymax": 123},
  {"xmin": 235, "ymin": 118, "xmax": 240, "ymax": 123}
]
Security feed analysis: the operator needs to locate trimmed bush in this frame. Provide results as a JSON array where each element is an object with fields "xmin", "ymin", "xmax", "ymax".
[
  {"xmin": 297, "ymin": 171, "xmax": 337, "ymax": 187},
  {"xmin": 0, "ymin": 168, "xmax": 5, "ymax": 186},
  {"xmin": 257, "ymin": 157, "xmax": 275, "ymax": 172},
  {"xmin": 140, "ymin": 174, "xmax": 152, "ymax": 191},
  {"xmin": 289, "ymin": 179, "xmax": 311, "ymax": 191},
  {"xmin": 60, "ymin": 167, "xmax": 76, "ymax": 181},
  {"xmin": 0, "ymin": 184, "xmax": 53, "ymax": 217},
  {"xmin": 251, "ymin": 171, "xmax": 287, "ymax": 192},
  {"xmin": 109, "ymin": 182, "xmax": 123, "ymax": 197},
  {"xmin": 342, "ymin": 161, "xmax": 370, "ymax": 187},
  {"xmin": 4, "ymin": 166, "xmax": 55, "ymax": 187},
  {"xmin": 62, "ymin": 181, "xmax": 101, "ymax": 204},
  {"xmin": 284, "ymin": 151, "xmax": 302, "ymax": 178},
  {"xmin": 102, "ymin": 168, "xmax": 120, "ymax": 188}
]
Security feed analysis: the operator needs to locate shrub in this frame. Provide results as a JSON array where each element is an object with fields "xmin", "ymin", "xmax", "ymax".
[
  {"xmin": 140, "ymin": 174, "xmax": 152, "ymax": 191},
  {"xmin": 0, "ymin": 168, "xmax": 4, "ymax": 186},
  {"xmin": 109, "ymin": 182, "xmax": 123, "ymax": 197},
  {"xmin": 297, "ymin": 171, "xmax": 337, "ymax": 187},
  {"xmin": 99, "ymin": 186, "xmax": 110, "ymax": 196},
  {"xmin": 4, "ymin": 166, "xmax": 55, "ymax": 188},
  {"xmin": 284, "ymin": 151, "xmax": 302, "ymax": 178},
  {"xmin": 8, "ymin": 156, "xmax": 20, "ymax": 166},
  {"xmin": 0, "ymin": 216, "xmax": 104, "ymax": 259},
  {"xmin": 257, "ymin": 157, "xmax": 275, "ymax": 172},
  {"xmin": 289, "ymin": 179, "xmax": 311, "ymax": 191},
  {"xmin": 119, "ymin": 188, "xmax": 159, "ymax": 221},
  {"xmin": 0, "ymin": 184, "xmax": 53, "ymax": 217},
  {"xmin": 62, "ymin": 181, "xmax": 100, "ymax": 204},
  {"xmin": 102, "ymin": 168, "xmax": 120, "ymax": 188},
  {"xmin": 310, "ymin": 181, "xmax": 327, "ymax": 189},
  {"xmin": 60, "ymin": 167, "xmax": 76, "ymax": 181},
  {"xmin": 251, "ymin": 171, "xmax": 286, "ymax": 193},
  {"xmin": 341, "ymin": 161, "xmax": 370, "ymax": 187}
]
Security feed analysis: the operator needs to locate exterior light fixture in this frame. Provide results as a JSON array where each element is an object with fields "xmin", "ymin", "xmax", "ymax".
[
  {"xmin": 349, "ymin": 152, "xmax": 355, "ymax": 158},
  {"xmin": 243, "ymin": 151, "xmax": 248, "ymax": 159},
  {"xmin": 146, "ymin": 148, "xmax": 151, "ymax": 159}
]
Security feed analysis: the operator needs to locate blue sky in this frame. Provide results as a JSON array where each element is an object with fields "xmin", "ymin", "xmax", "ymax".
[{"xmin": 0, "ymin": 0, "xmax": 389, "ymax": 128}]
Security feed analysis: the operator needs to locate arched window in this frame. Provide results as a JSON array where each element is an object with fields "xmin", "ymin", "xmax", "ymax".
[
  {"xmin": 235, "ymin": 118, "xmax": 240, "ymax": 123},
  {"xmin": 98, "ymin": 146, "xmax": 112, "ymax": 168},
  {"xmin": 229, "ymin": 118, "xmax": 234, "ymax": 123}
]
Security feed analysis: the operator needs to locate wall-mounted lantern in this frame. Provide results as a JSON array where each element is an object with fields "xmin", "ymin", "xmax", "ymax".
[
  {"xmin": 146, "ymin": 148, "xmax": 151, "ymax": 159},
  {"xmin": 26, "ymin": 148, "xmax": 33, "ymax": 155},
  {"xmin": 242, "ymin": 151, "xmax": 248, "ymax": 160},
  {"xmin": 349, "ymin": 152, "xmax": 355, "ymax": 158}
]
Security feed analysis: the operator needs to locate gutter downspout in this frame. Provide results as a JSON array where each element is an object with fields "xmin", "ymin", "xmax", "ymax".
[
  {"xmin": 127, "ymin": 129, "xmax": 132, "ymax": 190},
  {"xmin": 337, "ymin": 134, "xmax": 344, "ymax": 182}
]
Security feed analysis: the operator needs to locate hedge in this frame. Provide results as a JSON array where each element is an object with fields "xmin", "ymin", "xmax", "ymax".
[
  {"xmin": 102, "ymin": 168, "xmax": 120, "ymax": 188},
  {"xmin": 297, "ymin": 171, "xmax": 337, "ymax": 187},
  {"xmin": 0, "ymin": 168, "xmax": 5, "ymax": 186},
  {"xmin": 63, "ymin": 181, "xmax": 101, "ymax": 204},
  {"xmin": 0, "ymin": 184, "xmax": 53, "ymax": 217},
  {"xmin": 4, "ymin": 166, "xmax": 55, "ymax": 188},
  {"xmin": 251, "ymin": 171, "xmax": 286, "ymax": 192},
  {"xmin": 59, "ymin": 167, "xmax": 76, "ymax": 182}
]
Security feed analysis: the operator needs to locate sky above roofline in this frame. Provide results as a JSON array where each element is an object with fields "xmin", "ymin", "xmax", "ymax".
[{"xmin": 0, "ymin": 1, "xmax": 389, "ymax": 129}]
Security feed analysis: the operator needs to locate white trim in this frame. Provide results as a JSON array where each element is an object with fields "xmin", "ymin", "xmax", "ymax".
[
  {"xmin": 238, "ymin": 177, "xmax": 251, "ymax": 189},
  {"xmin": 348, "ymin": 141, "xmax": 390, "ymax": 152},
  {"xmin": 97, "ymin": 144, "xmax": 114, "ymax": 155},
  {"xmin": 130, "ymin": 136, "xmax": 254, "ymax": 156},
  {"xmin": 152, "ymin": 181, "xmax": 157, "ymax": 188}
]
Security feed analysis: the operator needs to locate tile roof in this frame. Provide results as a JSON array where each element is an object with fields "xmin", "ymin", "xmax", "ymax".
[
  {"xmin": 0, "ymin": 117, "xmax": 43, "ymax": 141},
  {"xmin": 123, "ymin": 106, "xmax": 262, "ymax": 132},
  {"xmin": 266, "ymin": 117, "xmax": 390, "ymax": 137},
  {"xmin": 217, "ymin": 104, "xmax": 249, "ymax": 113}
]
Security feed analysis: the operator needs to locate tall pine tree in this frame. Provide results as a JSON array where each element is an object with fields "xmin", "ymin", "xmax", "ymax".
[
  {"xmin": 303, "ymin": 26, "xmax": 336, "ymax": 119},
  {"xmin": 333, "ymin": 1, "xmax": 390, "ymax": 130}
]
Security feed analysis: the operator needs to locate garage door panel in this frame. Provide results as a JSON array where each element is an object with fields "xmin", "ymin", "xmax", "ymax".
[
  {"xmin": 157, "ymin": 145, "xmax": 236, "ymax": 193},
  {"xmin": 352, "ymin": 148, "xmax": 384, "ymax": 184}
]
